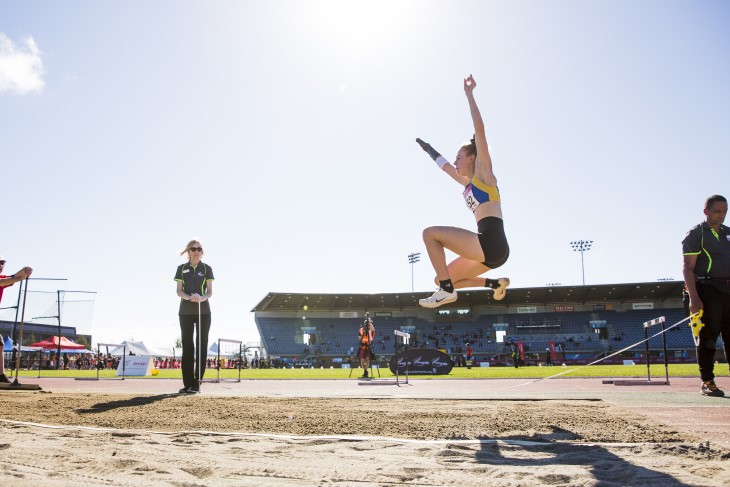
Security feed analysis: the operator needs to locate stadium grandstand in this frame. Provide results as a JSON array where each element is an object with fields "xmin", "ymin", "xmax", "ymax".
[{"xmin": 252, "ymin": 281, "xmax": 724, "ymax": 368}]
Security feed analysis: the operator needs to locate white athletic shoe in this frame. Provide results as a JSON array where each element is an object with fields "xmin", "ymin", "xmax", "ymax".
[
  {"xmin": 492, "ymin": 278, "xmax": 510, "ymax": 301},
  {"xmin": 419, "ymin": 288, "xmax": 458, "ymax": 308}
]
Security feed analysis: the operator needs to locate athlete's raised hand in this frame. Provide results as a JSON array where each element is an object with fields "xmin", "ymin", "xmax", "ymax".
[{"xmin": 463, "ymin": 74, "xmax": 477, "ymax": 94}]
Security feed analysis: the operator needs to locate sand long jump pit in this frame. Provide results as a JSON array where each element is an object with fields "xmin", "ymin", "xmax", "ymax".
[{"xmin": 1, "ymin": 381, "xmax": 729, "ymax": 486}]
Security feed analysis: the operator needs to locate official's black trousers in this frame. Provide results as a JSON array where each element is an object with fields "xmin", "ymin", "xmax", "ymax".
[
  {"xmin": 696, "ymin": 283, "xmax": 730, "ymax": 381},
  {"xmin": 179, "ymin": 313, "xmax": 211, "ymax": 388}
]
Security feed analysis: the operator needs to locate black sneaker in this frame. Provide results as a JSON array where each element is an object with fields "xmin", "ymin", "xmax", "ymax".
[
  {"xmin": 188, "ymin": 384, "xmax": 200, "ymax": 393},
  {"xmin": 701, "ymin": 380, "xmax": 725, "ymax": 397},
  {"xmin": 0, "ymin": 374, "xmax": 10, "ymax": 384}
]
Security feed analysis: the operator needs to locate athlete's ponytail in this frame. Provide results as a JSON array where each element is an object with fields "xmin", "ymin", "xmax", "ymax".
[{"xmin": 461, "ymin": 134, "xmax": 477, "ymax": 157}]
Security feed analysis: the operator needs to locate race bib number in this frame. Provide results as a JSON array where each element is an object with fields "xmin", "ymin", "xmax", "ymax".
[{"xmin": 463, "ymin": 184, "xmax": 478, "ymax": 212}]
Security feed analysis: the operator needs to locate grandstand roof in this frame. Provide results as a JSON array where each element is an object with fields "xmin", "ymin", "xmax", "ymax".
[{"xmin": 251, "ymin": 281, "xmax": 684, "ymax": 312}]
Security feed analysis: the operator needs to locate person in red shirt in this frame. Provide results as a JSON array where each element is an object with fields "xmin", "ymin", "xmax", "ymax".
[
  {"xmin": 0, "ymin": 256, "xmax": 34, "ymax": 383},
  {"xmin": 357, "ymin": 316, "xmax": 375, "ymax": 378}
]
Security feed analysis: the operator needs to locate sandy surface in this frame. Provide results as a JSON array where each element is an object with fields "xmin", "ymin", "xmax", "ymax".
[{"xmin": 1, "ymin": 392, "xmax": 729, "ymax": 486}]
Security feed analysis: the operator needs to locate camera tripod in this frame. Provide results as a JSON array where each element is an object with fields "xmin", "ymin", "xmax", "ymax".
[{"xmin": 348, "ymin": 339, "xmax": 380, "ymax": 379}]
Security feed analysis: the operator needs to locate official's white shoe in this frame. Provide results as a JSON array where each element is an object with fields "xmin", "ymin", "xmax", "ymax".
[
  {"xmin": 492, "ymin": 278, "xmax": 510, "ymax": 301},
  {"xmin": 419, "ymin": 288, "xmax": 458, "ymax": 308}
]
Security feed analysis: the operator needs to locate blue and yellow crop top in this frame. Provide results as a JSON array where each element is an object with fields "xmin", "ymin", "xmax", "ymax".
[{"xmin": 462, "ymin": 177, "xmax": 500, "ymax": 212}]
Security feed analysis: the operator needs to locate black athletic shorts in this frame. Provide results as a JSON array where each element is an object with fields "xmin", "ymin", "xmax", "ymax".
[{"xmin": 477, "ymin": 216, "xmax": 509, "ymax": 269}]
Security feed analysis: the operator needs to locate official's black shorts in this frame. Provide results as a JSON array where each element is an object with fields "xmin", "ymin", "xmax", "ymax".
[{"xmin": 477, "ymin": 216, "xmax": 509, "ymax": 269}]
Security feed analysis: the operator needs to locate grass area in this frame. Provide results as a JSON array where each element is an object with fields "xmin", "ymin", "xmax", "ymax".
[{"xmin": 9, "ymin": 363, "xmax": 709, "ymax": 380}]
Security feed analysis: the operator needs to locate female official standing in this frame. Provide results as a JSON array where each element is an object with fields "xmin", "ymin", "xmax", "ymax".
[
  {"xmin": 174, "ymin": 240, "xmax": 214, "ymax": 393},
  {"xmin": 416, "ymin": 74, "xmax": 510, "ymax": 308}
]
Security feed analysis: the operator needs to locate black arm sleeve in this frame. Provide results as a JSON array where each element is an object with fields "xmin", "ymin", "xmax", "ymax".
[{"xmin": 416, "ymin": 138, "xmax": 443, "ymax": 161}]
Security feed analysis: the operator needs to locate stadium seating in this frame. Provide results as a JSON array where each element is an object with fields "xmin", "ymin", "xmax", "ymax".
[{"xmin": 255, "ymin": 307, "xmax": 709, "ymax": 363}]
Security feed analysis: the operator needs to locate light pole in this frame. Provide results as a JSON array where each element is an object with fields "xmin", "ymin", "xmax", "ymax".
[
  {"xmin": 570, "ymin": 240, "xmax": 593, "ymax": 286},
  {"xmin": 408, "ymin": 253, "xmax": 420, "ymax": 292}
]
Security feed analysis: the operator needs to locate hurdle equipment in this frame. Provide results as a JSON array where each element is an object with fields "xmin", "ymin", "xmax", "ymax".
[
  {"xmin": 207, "ymin": 338, "xmax": 242, "ymax": 383},
  {"xmin": 602, "ymin": 315, "xmax": 670, "ymax": 386},
  {"xmin": 644, "ymin": 316, "xmax": 670, "ymax": 384},
  {"xmin": 511, "ymin": 313, "xmax": 691, "ymax": 389},
  {"xmin": 76, "ymin": 343, "xmax": 127, "ymax": 381},
  {"xmin": 393, "ymin": 329, "xmax": 410, "ymax": 386}
]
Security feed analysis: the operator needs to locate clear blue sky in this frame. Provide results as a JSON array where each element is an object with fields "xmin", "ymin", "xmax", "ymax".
[{"xmin": 1, "ymin": 0, "xmax": 728, "ymax": 350}]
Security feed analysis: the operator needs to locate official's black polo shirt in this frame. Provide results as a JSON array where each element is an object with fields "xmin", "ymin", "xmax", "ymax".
[
  {"xmin": 682, "ymin": 222, "xmax": 730, "ymax": 279},
  {"xmin": 174, "ymin": 262, "xmax": 214, "ymax": 315}
]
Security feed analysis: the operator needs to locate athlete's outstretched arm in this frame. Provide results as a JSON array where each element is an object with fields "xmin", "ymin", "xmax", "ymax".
[
  {"xmin": 0, "ymin": 267, "xmax": 33, "ymax": 288},
  {"xmin": 464, "ymin": 75, "xmax": 495, "ymax": 183},
  {"xmin": 416, "ymin": 138, "xmax": 468, "ymax": 186}
]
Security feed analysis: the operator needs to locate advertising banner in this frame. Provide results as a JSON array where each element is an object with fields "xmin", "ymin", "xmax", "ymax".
[
  {"xmin": 554, "ymin": 305, "xmax": 574, "ymax": 312},
  {"xmin": 117, "ymin": 355, "xmax": 154, "ymax": 376},
  {"xmin": 388, "ymin": 348, "xmax": 453, "ymax": 375}
]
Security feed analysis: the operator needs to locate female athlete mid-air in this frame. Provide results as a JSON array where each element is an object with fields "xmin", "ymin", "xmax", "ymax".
[{"xmin": 416, "ymin": 74, "xmax": 510, "ymax": 308}]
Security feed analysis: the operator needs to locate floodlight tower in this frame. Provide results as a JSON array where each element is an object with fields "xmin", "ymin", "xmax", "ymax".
[
  {"xmin": 570, "ymin": 240, "xmax": 593, "ymax": 286},
  {"xmin": 408, "ymin": 253, "xmax": 421, "ymax": 292}
]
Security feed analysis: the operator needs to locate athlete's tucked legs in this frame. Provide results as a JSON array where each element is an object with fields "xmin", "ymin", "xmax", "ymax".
[
  {"xmin": 432, "ymin": 256, "xmax": 510, "ymax": 298},
  {"xmin": 421, "ymin": 227, "xmax": 509, "ymax": 307},
  {"xmin": 422, "ymin": 226, "xmax": 485, "ymax": 280},
  {"xmin": 435, "ymin": 257, "xmax": 490, "ymax": 289}
]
